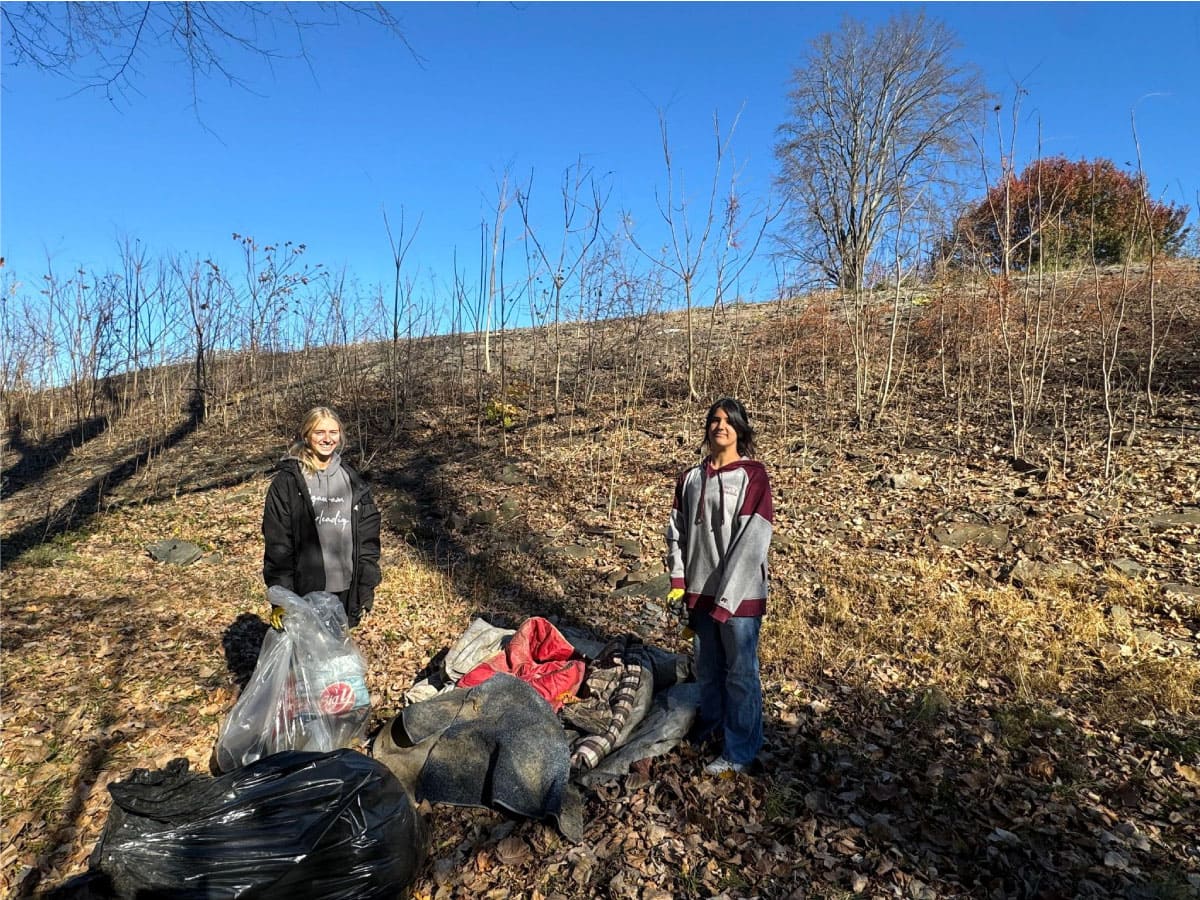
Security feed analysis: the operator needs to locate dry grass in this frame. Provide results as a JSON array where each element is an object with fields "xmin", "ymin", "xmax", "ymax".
[{"xmin": 763, "ymin": 551, "xmax": 1199, "ymax": 720}]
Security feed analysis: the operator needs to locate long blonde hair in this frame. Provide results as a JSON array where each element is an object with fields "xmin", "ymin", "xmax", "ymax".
[{"xmin": 287, "ymin": 406, "xmax": 344, "ymax": 473}]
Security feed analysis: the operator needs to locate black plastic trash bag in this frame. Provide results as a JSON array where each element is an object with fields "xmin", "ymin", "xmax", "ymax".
[{"xmin": 45, "ymin": 749, "xmax": 426, "ymax": 899}]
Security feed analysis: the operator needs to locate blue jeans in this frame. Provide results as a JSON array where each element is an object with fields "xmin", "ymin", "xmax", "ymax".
[{"xmin": 691, "ymin": 613, "xmax": 763, "ymax": 766}]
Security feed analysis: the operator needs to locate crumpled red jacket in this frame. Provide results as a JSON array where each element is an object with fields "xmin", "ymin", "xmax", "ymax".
[{"xmin": 458, "ymin": 617, "xmax": 585, "ymax": 711}]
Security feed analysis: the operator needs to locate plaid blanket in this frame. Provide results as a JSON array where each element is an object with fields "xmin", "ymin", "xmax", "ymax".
[{"xmin": 568, "ymin": 636, "xmax": 653, "ymax": 772}]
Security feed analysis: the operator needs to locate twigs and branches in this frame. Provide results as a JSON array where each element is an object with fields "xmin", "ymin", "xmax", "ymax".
[
  {"xmin": 516, "ymin": 160, "xmax": 606, "ymax": 418},
  {"xmin": 774, "ymin": 11, "xmax": 987, "ymax": 294},
  {"xmin": 173, "ymin": 253, "xmax": 228, "ymax": 424},
  {"xmin": 629, "ymin": 108, "xmax": 745, "ymax": 402},
  {"xmin": 2, "ymin": 2, "xmax": 420, "ymax": 112},
  {"xmin": 482, "ymin": 169, "xmax": 515, "ymax": 378},
  {"xmin": 700, "ymin": 153, "xmax": 781, "ymax": 397},
  {"xmin": 382, "ymin": 205, "xmax": 422, "ymax": 427}
]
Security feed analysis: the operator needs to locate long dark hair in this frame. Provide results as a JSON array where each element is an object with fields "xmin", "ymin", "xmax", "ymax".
[{"xmin": 704, "ymin": 397, "xmax": 756, "ymax": 458}]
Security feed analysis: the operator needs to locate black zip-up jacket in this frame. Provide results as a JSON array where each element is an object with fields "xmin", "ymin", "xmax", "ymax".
[{"xmin": 262, "ymin": 457, "xmax": 381, "ymax": 626}]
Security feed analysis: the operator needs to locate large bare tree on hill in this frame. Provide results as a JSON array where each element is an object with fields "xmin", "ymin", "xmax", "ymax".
[
  {"xmin": 774, "ymin": 12, "xmax": 987, "ymax": 292},
  {"xmin": 774, "ymin": 12, "xmax": 987, "ymax": 427}
]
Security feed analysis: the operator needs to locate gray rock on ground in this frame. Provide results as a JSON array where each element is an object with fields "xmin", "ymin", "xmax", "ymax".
[{"xmin": 147, "ymin": 539, "xmax": 203, "ymax": 565}]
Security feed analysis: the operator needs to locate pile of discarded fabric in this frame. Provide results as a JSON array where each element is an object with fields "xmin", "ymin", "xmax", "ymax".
[{"xmin": 372, "ymin": 616, "xmax": 701, "ymax": 842}]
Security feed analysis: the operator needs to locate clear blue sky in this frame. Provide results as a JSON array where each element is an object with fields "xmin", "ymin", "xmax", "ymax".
[{"xmin": 4, "ymin": 2, "xmax": 1198, "ymax": 315}]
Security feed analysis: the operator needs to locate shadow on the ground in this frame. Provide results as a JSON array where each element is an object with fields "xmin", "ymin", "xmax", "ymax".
[
  {"xmin": 220, "ymin": 614, "xmax": 272, "ymax": 691},
  {"xmin": 743, "ymin": 684, "xmax": 1200, "ymax": 898},
  {"xmin": 2, "ymin": 415, "xmax": 112, "ymax": 499},
  {"xmin": 9, "ymin": 598, "xmax": 218, "ymax": 900},
  {"xmin": 3, "ymin": 401, "xmax": 208, "ymax": 563},
  {"xmin": 358, "ymin": 403, "xmax": 663, "ymax": 645}
]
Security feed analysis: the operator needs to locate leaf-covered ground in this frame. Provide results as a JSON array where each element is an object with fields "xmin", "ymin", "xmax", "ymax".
[{"xmin": 3, "ymin": 296, "xmax": 1199, "ymax": 899}]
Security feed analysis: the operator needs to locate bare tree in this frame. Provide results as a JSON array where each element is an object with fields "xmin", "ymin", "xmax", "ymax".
[
  {"xmin": 231, "ymin": 234, "xmax": 317, "ymax": 390},
  {"xmin": 482, "ymin": 170, "xmax": 514, "ymax": 377},
  {"xmin": 516, "ymin": 160, "xmax": 605, "ymax": 418},
  {"xmin": 172, "ymin": 253, "xmax": 230, "ymax": 423},
  {"xmin": 774, "ymin": 12, "xmax": 987, "ymax": 427},
  {"xmin": 774, "ymin": 11, "xmax": 987, "ymax": 292},
  {"xmin": 382, "ymin": 205, "xmax": 422, "ymax": 425},
  {"xmin": 0, "ymin": 271, "xmax": 34, "ymax": 432},
  {"xmin": 110, "ymin": 237, "xmax": 169, "ymax": 414},
  {"xmin": 629, "ymin": 109, "xmax": 743, "ymax": 402},
  {"xmin": 34, "ymin": 262, "xmax": 122, "ymax": 428},
  {"xmin": 1128, "ymin": 108, "xmax": 1182, "ymax": 421},
  {"xmin": 699, "ymin": 154, "xmax": 780, "ymax": 396},
  {"xmin": 873, "ymin": 162, "xmax": 931, "ymax": 422},
  {"xmin": 450, "ymin": 250, "xmax": 475, "ymax": 405},
  {"xmin": 970, "ymin": 98, "xmax": 1064, "ymax": 457},
  {"xmin": 1092, "ymin": 260, "xmax": 1136, "ymax": 480},
  {"xmin": 2, "ymin": 3, "xmax": 418, "ymax": 110}
]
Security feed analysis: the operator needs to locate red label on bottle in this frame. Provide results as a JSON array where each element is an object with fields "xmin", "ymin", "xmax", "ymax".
[{"xmin": 319, "ymin": 681, "xmax": 356, "ymax": 715}]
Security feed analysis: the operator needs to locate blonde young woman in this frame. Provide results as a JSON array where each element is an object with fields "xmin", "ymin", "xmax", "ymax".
[{"xmin": 262, "ymin": 407, "xmax": 381, "ymax": 628}]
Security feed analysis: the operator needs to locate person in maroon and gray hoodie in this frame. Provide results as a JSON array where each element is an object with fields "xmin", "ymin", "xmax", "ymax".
[
  {"xmin": 666, "ymin": 397, "xmax": 774, "ymax": 775},
  {"xmin": 262, "ymin": 406, "xmax": 381, "ymax": 628}
]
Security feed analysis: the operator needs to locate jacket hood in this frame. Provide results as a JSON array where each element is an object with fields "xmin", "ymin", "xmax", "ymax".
[
  {"xmin": 275, "ymin": 453, "xmax": 368, "ymax": 503},
  {"xmin": 695, "ymin": 456, "xmax": 766, "ymax": 526},
  {"xmin": 702, "ymin": 456, "xmax": 766, "ymax": 476},
  {"xmin": 319, "ymin": 451, "xmax": 344, "ymax": 479},
  {"xmin": 277, "ymin": 452, "xmax": 343, "ymax": 476}
]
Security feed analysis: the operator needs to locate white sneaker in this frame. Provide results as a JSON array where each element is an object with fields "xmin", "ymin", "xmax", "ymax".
[{"xmin": 704, "ymin": 756, "xmax": 746, "ymax": 775}]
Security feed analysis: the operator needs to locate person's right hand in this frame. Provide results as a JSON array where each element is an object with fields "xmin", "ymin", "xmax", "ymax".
[
  {"xmin": 667, "ymin": 588, "xmax": 690, "ymax": 633},
  {"xmin": 269, "ymin": 605, "xmax": 285, "ymax": 630}
]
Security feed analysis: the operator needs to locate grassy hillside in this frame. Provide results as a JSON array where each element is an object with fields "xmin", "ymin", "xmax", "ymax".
[{"xmin": 3, "ymin": 265, "xmax": 1199, "ymax": 898}]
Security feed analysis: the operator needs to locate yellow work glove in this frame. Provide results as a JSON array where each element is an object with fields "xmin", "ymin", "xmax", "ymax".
[
  {"xmin": 666, "ymin": 588, "xmax": 694, "ymax": 639},
  {"xmin": 269, "ymin": 605, "xmax": 285, "ymax": 630}
]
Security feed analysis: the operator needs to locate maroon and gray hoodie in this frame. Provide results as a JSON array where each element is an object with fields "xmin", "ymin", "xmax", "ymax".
[{"xmin": 666, "ymin": 457, "xmax": 774, "ymax": 623}]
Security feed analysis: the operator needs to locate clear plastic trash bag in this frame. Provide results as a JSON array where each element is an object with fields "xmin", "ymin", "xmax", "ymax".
[{"xmin": 214, "ymin": 587, "xmax": 371, "ymax": 773}]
